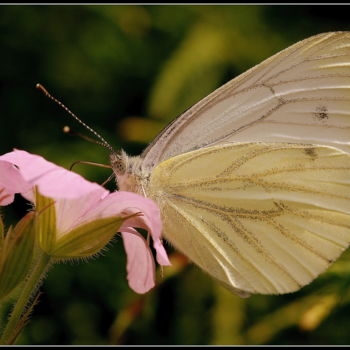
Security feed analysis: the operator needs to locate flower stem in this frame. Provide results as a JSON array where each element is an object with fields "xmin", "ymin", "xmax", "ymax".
[{"xmin": 0, "ymin": 252, "xmax": 51, "ymax": 345}]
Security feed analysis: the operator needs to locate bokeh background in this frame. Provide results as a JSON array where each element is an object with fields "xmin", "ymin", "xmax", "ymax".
[{"xmin": 1, "ymin": 4, "xmax": 350, "ymax": 345}]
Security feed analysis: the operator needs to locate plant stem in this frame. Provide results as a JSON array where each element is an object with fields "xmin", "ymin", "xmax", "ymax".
[
  {"xmin": 0, "ymin": 252, "xmax": 51, "ymax": 345},
  {"xmin": 0, "ymin": 288, "xmax": 20, "ymax": 334}
]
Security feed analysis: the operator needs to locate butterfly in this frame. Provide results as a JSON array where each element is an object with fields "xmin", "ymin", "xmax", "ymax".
[
  {"xmin": 111, "ymin": 32, "xmax": 350, "ymax": 297},
  {"xmin": 41, "ymin": 31, "xmax": 350, "ymax": 298},
  {"xmin": 110, "ymin": 31, "xmax": 350, "ymax": 297}
]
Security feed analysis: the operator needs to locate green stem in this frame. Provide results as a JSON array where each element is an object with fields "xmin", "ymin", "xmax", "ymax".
[{"xmin": 0, "ymin": 252, "xmax": 51, "ymax": 345}]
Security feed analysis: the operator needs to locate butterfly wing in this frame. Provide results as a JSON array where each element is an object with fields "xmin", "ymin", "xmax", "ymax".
[
  {"xmin": 141, "ymin": 32, "xmax": 350, "ymax": 169},
  {"xmin": 147, "ymin": 142, "xmax": 350, "ymax": 295}
]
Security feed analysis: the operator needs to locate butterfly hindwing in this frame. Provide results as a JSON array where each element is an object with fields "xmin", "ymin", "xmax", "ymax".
[{"xmin": 146, "ymin": 142, "xmax": 350, "ymax": 295}]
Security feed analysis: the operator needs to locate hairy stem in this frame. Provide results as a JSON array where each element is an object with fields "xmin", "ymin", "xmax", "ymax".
[{"xmin": 0, "ymin": 252, "xmax": 51, "ymax": 345}]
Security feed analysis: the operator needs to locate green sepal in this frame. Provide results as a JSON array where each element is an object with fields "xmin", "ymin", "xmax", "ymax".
[
  {"xmin": 0, "ymin": 212, "xmax": 36, "ymax": 301},
  {"xmin": 34, "ymin": 188, "xmax": 57, "ymax": 253},
  {"xmin": 51, "ymin": 216, "xmax": 125, "ymax": 258}
]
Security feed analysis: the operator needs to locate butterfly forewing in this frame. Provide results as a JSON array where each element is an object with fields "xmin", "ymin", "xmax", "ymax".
[
  {"xmin": 146, "ymin": 143, "xmax": 350, "ymax": 295},
  {"xmin": 141, "ymin": 32, "xmax": 350, "ymax": 169}
]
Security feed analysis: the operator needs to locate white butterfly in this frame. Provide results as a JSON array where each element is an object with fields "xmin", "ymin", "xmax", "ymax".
[{"xmin": 111, "ymin": 31, "xmax": 350, "ymax": 298}]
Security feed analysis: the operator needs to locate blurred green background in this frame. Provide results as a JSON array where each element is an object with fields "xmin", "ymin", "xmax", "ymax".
[{"xmin": 1, "ymin": 4, "xmax": 350, "ymax": 345}]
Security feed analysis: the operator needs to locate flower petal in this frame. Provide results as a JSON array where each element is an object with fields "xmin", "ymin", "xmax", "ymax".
[
  {"xmin": 54, "ymin": 190, "xmax": 110, "ymax": 237},
  {"xmin": 0, "ymin": 160, "xmax": 31, "ymax": 205},
  {"xmin": 121, "ymin": 228, "xmax": 156, "ymax": 294},
  {"xmin": 82, "ymin": 191, "xmax": 171, "ymax": 266},
  {"xmin": 0, "ymin": 150, "xmax": 107, "ymax": 202},
  {"xmin": 120, "ymin": 198, "xmax": 171, "ymax": 266}
]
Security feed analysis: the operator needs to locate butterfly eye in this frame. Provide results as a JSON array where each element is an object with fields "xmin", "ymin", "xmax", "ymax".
[{"xmin": 115, "ymin": 161, "xmax": 126, "ymax": 175}]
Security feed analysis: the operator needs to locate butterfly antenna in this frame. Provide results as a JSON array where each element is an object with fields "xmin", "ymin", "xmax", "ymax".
[
  {"xmin": 63, "ymin": 125, "xmax": 110, "ymax": 149},
  {"xmin": 36, "ymin": 83, "xmax": 115, "ymax": 154}
]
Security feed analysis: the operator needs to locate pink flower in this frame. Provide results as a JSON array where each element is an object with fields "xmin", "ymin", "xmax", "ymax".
[
  {"xmin": 0, "ymin": 149, "xmax": 170, "ymax": 294},
  {"xmin": 0, "ymin": 160, "xmax": 31, "ymax": 205}
]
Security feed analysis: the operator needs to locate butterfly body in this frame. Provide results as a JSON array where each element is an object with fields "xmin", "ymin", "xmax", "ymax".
[{"xmin": 111, "ymin": 32, "xmax": 350, "ymax": 297}]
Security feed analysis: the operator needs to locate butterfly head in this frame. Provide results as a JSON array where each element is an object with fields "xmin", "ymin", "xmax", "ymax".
[
  {"xmin": 110, "ymin": 150, "xmax": 128, "ymax": 186},
  {"xmin": 110, "ymin": 150, "xmax": 145, "ymax": 194},
  {"xmin": 110, "ymin": 150, "xmax": 127, "ymax": 176}
]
